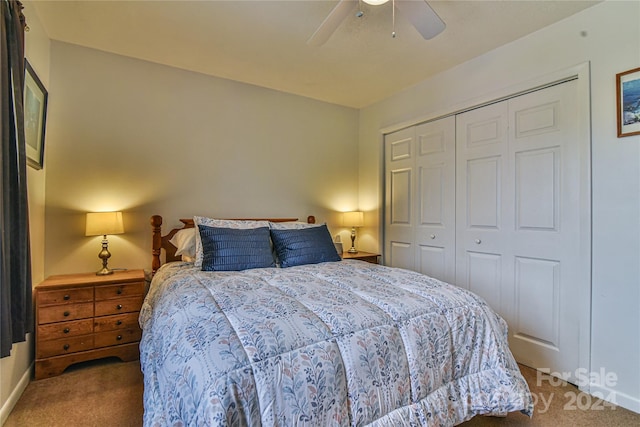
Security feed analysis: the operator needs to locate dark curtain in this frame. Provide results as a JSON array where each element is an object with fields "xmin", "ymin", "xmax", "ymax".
[{"xmin": 0, "ymin": 0, "xmax": 32, "ymax": 358}]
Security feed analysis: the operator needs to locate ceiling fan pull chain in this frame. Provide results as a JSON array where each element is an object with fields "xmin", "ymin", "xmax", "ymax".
[
  {"xmin": 357, "ymin": 0, "xmax": 364, "ymax": 18},
  {"xmin": 392, "ymin": 0, "xmax": 396, "ymax": 38}
]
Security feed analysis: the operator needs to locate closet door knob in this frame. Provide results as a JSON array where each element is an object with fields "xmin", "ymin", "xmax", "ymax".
[
  {"xmin": 475, "ymin": 239, "xmax": 482, "ymax": 244},
  {"xmin": 430, "ymin": 234, "xmax": 436, "ymax": 239}
]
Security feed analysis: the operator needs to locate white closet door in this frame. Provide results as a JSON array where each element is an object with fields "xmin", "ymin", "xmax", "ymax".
[
  {"xmin": 385, "ymin": 127, "xmax": 416, "ymax": 270},
  {"xmin": 385, "ymin": 117, "xmax": 456, "ymax": 280},
  {"xmin": 456, "ymin": 80, "xmax": 587, "ymax": 383},
  {"xmin": 413, "ymin": 117, "xmax": 456, "ymax": 283},
  {"xmin": 455, "ymin": 101, "xmax": 510, "ymax": 316}
]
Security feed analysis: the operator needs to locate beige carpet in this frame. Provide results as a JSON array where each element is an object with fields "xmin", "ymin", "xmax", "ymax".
[
  {"xmin": 4, "ymin": 358, "xmax": 142, "ymax": 427},
  {"xmin": 4, "ymin": 358, "xmax": 639, "ymax": 426},
  {"xmin": 459, "ymin": 365, "xmax": 640, "ymax": 426}
]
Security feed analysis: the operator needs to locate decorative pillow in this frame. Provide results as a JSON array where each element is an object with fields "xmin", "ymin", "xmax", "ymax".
[
  {"xmin": 168, "ymin": 228, "xmax": 197, "ymax": 258},
  {"xmin": 193, "ymin": 216, "xmax": 270, "ymax": 268},
  {"xmin": 270, "ymin": 224, "xmax": 341, "ymax": 268},
  {"xmin": 269, "ymin": 221, "xmax": 324, "ymax": 230},
  {"xmin": 198, "ymin": 225, "xmax": 275, "ymax": 271}
]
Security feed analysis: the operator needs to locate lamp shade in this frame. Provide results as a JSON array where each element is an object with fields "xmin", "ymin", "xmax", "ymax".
[
  {"xmin": 85, "ymin": 212, "xmax": 124, "ymax": 236},
  {"xmin": 343, "ymin": 211, "xmax": 364, "ymax": 227}
]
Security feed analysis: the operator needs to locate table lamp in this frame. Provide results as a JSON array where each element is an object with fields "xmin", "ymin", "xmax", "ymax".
[
  {"xmin": 85, "ymin": 211, "xmax": 124, "ymax": 275},
  {"xmin": 343, "ymin": 211, "xmax": 364, "ymax": 253}
]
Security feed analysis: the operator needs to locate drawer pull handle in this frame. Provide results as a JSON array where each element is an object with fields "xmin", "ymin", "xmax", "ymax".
[
  {"xmin": 117, "ymin": 288, "xmax": 123, "ymax": 295},
  {"xmin": 116, "ymin": 335, "xmax": 123, "ymax": 341},
  {"xmin": 116, "ymin": 320, "xmax": 122, "ymax": 326},
  {"xmin": 63, "ymin": 294, "xmax": 70, "ymax": 300},
  {"xmin": 63, "ymin": 344, "xmax": 70, "ymax": 351},
  {"xmin": 116, "ymin": 304, "xmax": 123, "ymax": 310},
  {"xmin": 63, "ymin": 328, "xmax": 70, "ymax": 334},
  {"xmin": 63, "ymin": 311, "xmax": 70, "ymax": 317}
]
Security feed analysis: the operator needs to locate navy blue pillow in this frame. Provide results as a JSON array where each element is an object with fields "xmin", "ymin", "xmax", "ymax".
[
  {"xmin": 270, "ymin": 224, "xmax": 341, "ymax": 268},
  {"xmin": 199, "ymin": 225, "xmax": 275, "ymax": 271}
]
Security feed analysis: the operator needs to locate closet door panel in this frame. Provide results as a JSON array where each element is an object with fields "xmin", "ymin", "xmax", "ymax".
[
  {"xmin": 389, "ymin": 168, "xmax": 412, "ymax": 225},
  {"xmin": 414, "ymin": 117, "xmax": 456, "ymax": 283},
  {"xmin": 515, "ymin": 148, "xmax": 559, "ymax": 231},
  {"xmin": 455, "ymin": 80, "xmax": 587, "ymax": 384},
  {"xmin": 514, "ymin": 256, "xmax": 560, "ymax": 347},
  {"xmin": 384, "ymin": 117, "xmax": 455, "ymax": 281},
  {"xmin": 466, "ymin": 251, "xmax": 503, "ymax": 314},
  {"xmin": 507, "ymin": 80, "xmax": 584, "ymax": 382},
  {"xmin": 385, "ymin": 127, "xmax": 415, "ymax": 270},
  {"xmin": 456, "ymin": 101, "xmax": 510, "ymax": 302},
  {"xmin": 466, "ymin": 156, "xmax": 501, "ymax": 229},
  {"xmin": 417, "ymin": 245, "xmax": 447, "ymax": 282}
]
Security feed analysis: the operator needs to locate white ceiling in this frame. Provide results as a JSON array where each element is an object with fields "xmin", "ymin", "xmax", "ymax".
[{"xmin": 30, "ymin": 0, "xmax": 600, "ymax": 108}]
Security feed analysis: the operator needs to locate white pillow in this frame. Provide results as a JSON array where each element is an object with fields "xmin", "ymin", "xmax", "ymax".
[
  {"xmin": 269, "ymin": 221, "xmax": 324, "ymax": 230},
  {"xmin": 193, "ymin": 216, "xmax": 270, "ymax": 268},
  {"xmin": 169, "ymin": 228, "xmax": 196, "ymax": 257}
]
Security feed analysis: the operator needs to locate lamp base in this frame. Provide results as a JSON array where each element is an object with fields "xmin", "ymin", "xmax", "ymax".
[
  {"xmin": 95, "ymin": 267, "xmax": 114, "ymax": 276},
  {"xmin": 348, "ymin": 227, "xmax": 359, "ymax": 253},
  {"xmin": 96, "ymin": 236, "xmax": 114, "ymax": 276}
]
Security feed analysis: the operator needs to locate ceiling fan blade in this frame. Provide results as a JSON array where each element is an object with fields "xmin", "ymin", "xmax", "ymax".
[
  {"xmin": 396, "ymin": 0, "xmax": 445, "ymax": 40},
  {"xmin": 307, "ymin": 0, "xmax": 358, "ymax": 47}
]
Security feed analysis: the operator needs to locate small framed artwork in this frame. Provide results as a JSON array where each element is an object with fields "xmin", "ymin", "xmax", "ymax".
[
  {"xmin": 24, "ymin": 59, "xmax": 48, "ymax": 169},
  {"xmin": 616, "ymin": 66, "xmax": 640, "ymax": 138}
]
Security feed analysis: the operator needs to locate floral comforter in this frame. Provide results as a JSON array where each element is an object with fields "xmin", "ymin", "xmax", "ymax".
[{"xmin": 139, "ymin": 260, "xmax": 533, "ymax": 426}]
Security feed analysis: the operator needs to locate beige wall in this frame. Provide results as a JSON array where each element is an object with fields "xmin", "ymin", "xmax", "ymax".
[
  {"xmin": 359, "ymin": 1, "xmax": 640, "ymax": 412},
  {"xmin": 0, "ymin": 2, "xmax": 49, "ymax": 423},
  {"xmin": 44, "ymin": 42, "xmax": 360, "ymax": 276}
]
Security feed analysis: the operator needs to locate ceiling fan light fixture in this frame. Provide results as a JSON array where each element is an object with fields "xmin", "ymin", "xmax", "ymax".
[
  {"xmin": 307, "ymin": 0, "xmax": 445, "ymax": 47},
  {"xmin": 362, "ymin": 0, "xmax": 389, "ymax": 5}
]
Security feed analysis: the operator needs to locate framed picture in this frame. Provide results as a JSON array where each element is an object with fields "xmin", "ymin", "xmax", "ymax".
[
  {"xmin": 24, "ymin": 59, "xmax": 48, "ymax": 169},
  {"xmin": 616, "ymin": 67, "xmax": 640, "ymax": 138}
]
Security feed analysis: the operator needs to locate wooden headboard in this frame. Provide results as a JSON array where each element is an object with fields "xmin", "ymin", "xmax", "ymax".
[{"xmin": 150, "ymin": 215, "xmax": 316, "ymax": 274}]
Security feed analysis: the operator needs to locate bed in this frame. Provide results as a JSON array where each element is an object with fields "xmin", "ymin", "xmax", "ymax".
[{"xmin": 140, "ymin": 214, "xmax": 533, "ymax": 426}]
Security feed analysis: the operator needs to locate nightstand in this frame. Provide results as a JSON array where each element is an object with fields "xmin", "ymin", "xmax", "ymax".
[
  {"xmin": 342, "ymin": 251, "xmax": 380, "ymax": 264},
  {"xmin": 34, "ymin": 269, "xmax": 145, "ymax": 380}
]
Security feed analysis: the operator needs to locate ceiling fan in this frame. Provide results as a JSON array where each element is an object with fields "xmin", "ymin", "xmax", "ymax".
[{"xmin": 307, "ymin": 0, "xmax": 446, "ymax": 47}]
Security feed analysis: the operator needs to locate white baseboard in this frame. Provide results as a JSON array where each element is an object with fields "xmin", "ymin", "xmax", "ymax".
[
  {"xmin": 0, "ymin": 362, "xmax": 33, "ymax": 426},
  {"xmin": 590, "ymin": 382, "xmax": 640, "ymax": 415}
]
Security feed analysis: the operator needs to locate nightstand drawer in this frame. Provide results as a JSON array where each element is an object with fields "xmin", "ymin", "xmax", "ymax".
[
  {"xmin": 94, "ymin": 329, "xmax": 142, "ymax": 348},
  {"xmin": 94, "ymin": 313, "xmax": 139, "ymax": 332},
  {"xmin": 95, "ymin": 282, "xmax": 144, "ymax": 300},
  {"xmin": 37, "ymin": 288, "xmax": 93, "ymax": 306},
  {"xmin": 38, "ymin": 302, "xmax": 94, "ymax": 324},
  {"xmin": 95, "ymin": 296, "xmax": 143, "ymax": 316},
  {"xmin": 37, "ymin": 335, "xmax": 94, "ymax": 358},
  {"xmin": 37, "ymin": 318, "xmax": 94, "ymax": 340}
]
